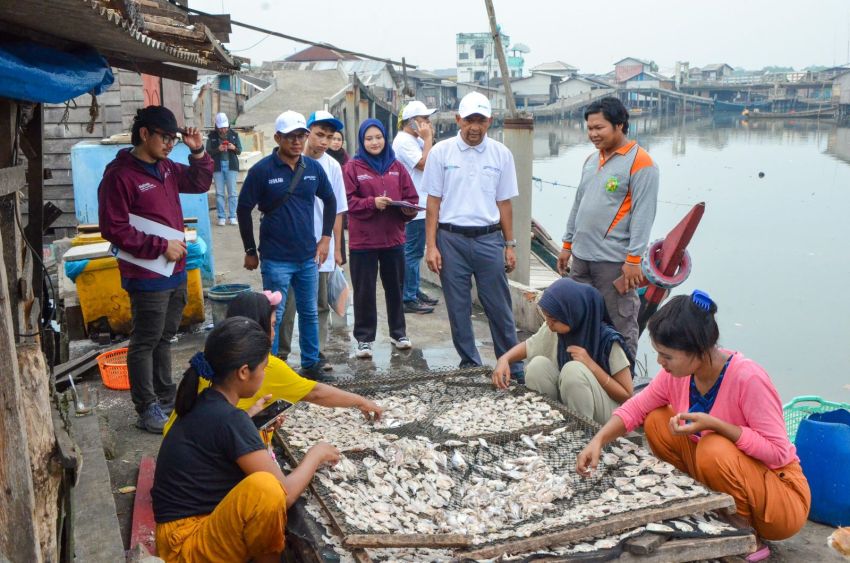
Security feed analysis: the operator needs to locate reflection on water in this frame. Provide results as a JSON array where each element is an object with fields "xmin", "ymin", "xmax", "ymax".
[{"xmin": 519, "ymin": 116, "xmax": 850, "ymax": 403}]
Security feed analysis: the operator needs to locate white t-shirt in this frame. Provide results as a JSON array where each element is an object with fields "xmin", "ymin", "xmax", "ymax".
[
  {"xmin": 312, "ymin": 152, "xmax": 348, "ymax": 272},
  {"xmin": 421, "ymin": 133, "xmax": 518, "ymax": 227},
  {"xmin": 392, "ymin": 131, "xmax": 426, "ymax": 220}
]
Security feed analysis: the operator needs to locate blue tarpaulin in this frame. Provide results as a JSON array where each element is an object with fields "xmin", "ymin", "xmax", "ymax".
[{"xmin": 0, "ymin": 41, "xmax": 114, "ymax": 103}]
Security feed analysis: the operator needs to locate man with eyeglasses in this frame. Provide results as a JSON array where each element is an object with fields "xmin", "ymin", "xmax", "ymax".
[
  {"xmin": 237, "ymin": 111, "xmax": 336, "ymax": 379},
  {"xmin": 422, "ymin": 92, "xmax": 524, "ymax": 381},
  {"xmin": 98, "ymin": 105, "xmax": 213, "ymax": 433}
]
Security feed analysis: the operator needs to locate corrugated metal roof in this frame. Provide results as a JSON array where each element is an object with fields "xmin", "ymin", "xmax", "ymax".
[{"xmin": 0, "ymin": 0, "xmax": 238, "ymax": 74}]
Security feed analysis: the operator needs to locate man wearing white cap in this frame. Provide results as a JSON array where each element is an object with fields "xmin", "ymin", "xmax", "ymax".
[
  {"xmin": 392, "ymin": 100, "xmax": 438, "ymax": 314},
  {"xmin": 206, "ymin": 112, "xmax": 242, "ymax": 226},
  {"xmin": 278, "ymin": 110, "xmax": 348, "ymax": 374},
  {"xmin": 237, "ymin": 110, "xmax": 337, "ymax": 379},
  {"xmin": 422, "ymin": 92, "xmax": 524, "ymax": 379}
]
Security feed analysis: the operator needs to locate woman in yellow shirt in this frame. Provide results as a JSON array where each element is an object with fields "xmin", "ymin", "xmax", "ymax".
[{"xmin": 164, "ymin": 290, "xmax": 382, "ymax": 435}]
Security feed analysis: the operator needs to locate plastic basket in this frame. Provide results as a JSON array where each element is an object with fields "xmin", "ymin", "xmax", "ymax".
[
  {"xmin": 783, "ymin": 395, "xmax": 850, "ymax": 443},
  {"xmin": 96, "ymin": 348, "xmax": 130, "ymax": 390}
]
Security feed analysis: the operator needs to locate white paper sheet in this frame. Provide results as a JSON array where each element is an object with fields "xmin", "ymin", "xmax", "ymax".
[{"xmin": 113, "ymin": 214, "xmax": 185, "ymax": 277}]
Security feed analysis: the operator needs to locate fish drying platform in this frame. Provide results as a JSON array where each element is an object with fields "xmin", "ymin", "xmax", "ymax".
[{"xmin": 274, "ymin": 367, "xmax": 757, "ymax": 561}]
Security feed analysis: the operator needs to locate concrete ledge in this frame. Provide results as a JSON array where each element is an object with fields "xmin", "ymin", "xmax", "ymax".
[
  {"xmin": 70, "ymin": 412, "xmax": 125, "ymax": 562},
  {"xmin": 420, "ymin": 260, "xmax": 544, "ymax": 333}
]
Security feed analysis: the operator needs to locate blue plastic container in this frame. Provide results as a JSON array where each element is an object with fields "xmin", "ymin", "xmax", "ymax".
[{"xmin": 795, "ymin": 408, "xmax": 850, "ymax": 526}]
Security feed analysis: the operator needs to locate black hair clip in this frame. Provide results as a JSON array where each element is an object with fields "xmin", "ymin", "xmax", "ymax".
[{"xmin": 691, "ymin": 290, "xmax": 714, "ymax": 312}]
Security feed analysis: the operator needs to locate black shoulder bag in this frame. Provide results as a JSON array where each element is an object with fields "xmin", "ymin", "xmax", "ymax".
[{"xmin": 260, "ymin": 160, "xmax": 306, "ymax": 216}]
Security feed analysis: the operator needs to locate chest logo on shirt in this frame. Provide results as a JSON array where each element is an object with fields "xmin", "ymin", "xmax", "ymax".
[
  {"xmin": 269, "ymin": 178, "xmax": 284, "ymax": 185},
  {"xmin": 444, "ymin": 164, "xmax": 460, "ymax": 171},
  {"xmin": 357, "ymin": 174, "xmax": 373, "ymax": 181},
  {"xmin": 483, "ymin": 165, "xmax": 501, "ymax": 174},
  {"xmin": 303, "ymin": 175, "xmax": 317, "ymax": 181},
  {"xmin": 605, "ymin": 176, "xmax": 619, "ymax": 192},
  {"xmin": 137, "ymin": 182, "xmax": 157, "ymax": 192},
  {"xmin": 388, "ymin": 171, "xmax": 399, "ymax": 176}
]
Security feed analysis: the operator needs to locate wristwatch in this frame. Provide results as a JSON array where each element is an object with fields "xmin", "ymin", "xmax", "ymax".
[
  {"xmin": 504, "ymin": 239, "xmax": 517, "ymax": 247},
  {"xmin": 190, "ymin": 146, "xmax": 205, "ymax": 155}
]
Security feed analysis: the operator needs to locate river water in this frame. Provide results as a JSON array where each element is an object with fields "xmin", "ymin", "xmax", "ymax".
[{"xmin": 494, "ymin": 115, "xmax": 849, "ymax": 403}]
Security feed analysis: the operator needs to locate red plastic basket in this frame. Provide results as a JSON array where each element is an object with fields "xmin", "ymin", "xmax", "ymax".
[{"xmin": 96, "ymin": 348, "xmax": 130, "ymax": 390}]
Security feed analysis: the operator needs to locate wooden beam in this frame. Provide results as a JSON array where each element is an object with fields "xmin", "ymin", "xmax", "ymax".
[
  {"xmin": 343, "ymin": 533, "xmax": 470, "ymax": 549},
  {"xmin": 618, "ymin": 534, "xmax": 756, "ymax": 562},
  {"xmin": 0, "ymin": 163, "xmax": 40, "ymax": 562},
  {"xmin": 23, "ymin": 105, "xmax": 43, "ymax": 333},
  {"xmin": 143, "ymin": 21, "xmax": 206, "ymax": 42},
  {"xmin": 457, "ymin": 494, "xmax": 736, "ymax": 560},
  {"xmin": 0, "ymin": 165, "xmax": 26, "ymax": 197}
]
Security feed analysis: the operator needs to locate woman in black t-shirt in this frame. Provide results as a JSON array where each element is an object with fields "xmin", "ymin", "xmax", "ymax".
[{"xmin": 152, "ymin": 317, "xmax": 339, "ymax": 562}]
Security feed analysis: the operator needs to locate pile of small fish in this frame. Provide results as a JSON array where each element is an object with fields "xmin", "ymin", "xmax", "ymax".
[
  {"xmin": 431, "ymin": 392, "xmax": 564, "ymax": 437},
  {"xmin": 282, "ymin": 395, "xmax": 426, "ymax": 454}
]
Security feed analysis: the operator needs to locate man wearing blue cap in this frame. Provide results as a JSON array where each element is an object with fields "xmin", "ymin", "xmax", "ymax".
[
  {"xmin": 278, "ymin": 111, "xmax": 348, "ymax": 374},
  {"xmin": 237, "ymin": 110, "xmax": 336, "ymax": 379}
]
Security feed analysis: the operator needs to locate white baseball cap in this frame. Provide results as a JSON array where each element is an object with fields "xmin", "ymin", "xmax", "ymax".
[
  {"xmin": 214, "ymin": 112, "xmax": 229, "ymax": 128},
  {"xmin": 274, "ymin": 111, "xmax": 309, "ymax": 135},
  {"xmin": 401, "ymin": 100, "xmax": 437, "ymax": 121},
  {"xmin": 458, "ymin": 92, "xmax": 492, "ymax": 119}
]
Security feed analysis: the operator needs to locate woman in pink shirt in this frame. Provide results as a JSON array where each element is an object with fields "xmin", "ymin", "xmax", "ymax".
[{"xmin": 576, "ymin": 291, "xmax": 810, "ymax": 560}]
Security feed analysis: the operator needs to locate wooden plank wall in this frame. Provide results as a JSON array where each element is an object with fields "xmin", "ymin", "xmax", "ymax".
[{"xmin": 32, "ymin": 70, "xmax": 195, "ymax": 240}]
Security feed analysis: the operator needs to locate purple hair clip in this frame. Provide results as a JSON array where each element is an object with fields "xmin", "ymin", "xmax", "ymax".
[{"xmin": 691, "ymin": 290, "xmax": 714, "ymax": 312}]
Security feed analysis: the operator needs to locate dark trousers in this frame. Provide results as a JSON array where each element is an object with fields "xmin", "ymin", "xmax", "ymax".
[
  {"xmin": 437, "ymin": 230, "xmax": 522, "ymax": 375},
  {"xmin": 127, "ymin": 282, "xmax": 187, "ymax": 414},
  {"xmin": 570, "ymin": 257, "xmax": 639, "ymax": 356},
  {"xmin": 349, "ymin": 245, "xmax": 406, "ymax": 342}
]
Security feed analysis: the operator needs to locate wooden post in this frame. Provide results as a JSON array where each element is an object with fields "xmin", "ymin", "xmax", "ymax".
[
  {"xmin": 503, "ymin": 118, "xmax": 533, "ymax": 286},
  {"xmin": 0, "ymin": 103, "xmax": 41, "ymax": 560},
  {"xmin": 23, "ymin": 104, "xmax": 43, "ymax": 336},
  {"xmin": 345, "ymin": 87, "xmax": 357, "ymax": 157},
  {"xmin": 484, "ymin": 0, "xmax": 517, "ymax": 117}
]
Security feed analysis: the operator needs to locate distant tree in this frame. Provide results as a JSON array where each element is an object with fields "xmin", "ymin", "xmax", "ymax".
[
  {"xmin": 762, "ymin": 65, "xmax": 794, "ymax": 73},
  {"xmin": 649, "ymin": 60, "xmax": 659, "ymax": 72},
  {"xmin": 803, "ymin": 65, "xmax": 828, "ymax": 72}
]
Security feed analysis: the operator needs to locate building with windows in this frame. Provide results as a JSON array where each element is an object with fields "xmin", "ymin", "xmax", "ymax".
[{"xmin": 456, "ymin": 32, "xmax": 525, "ymax": 84}]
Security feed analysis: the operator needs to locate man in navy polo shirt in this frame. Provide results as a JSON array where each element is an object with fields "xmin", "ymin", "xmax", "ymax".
[{"xmin": 237, "ymin": 111, "xmax": 336, "ymax": 378}]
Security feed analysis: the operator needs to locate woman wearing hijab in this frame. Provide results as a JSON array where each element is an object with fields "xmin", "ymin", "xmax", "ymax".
[
  {"xmin": 343, "ymin": 119, "xmax": 419, "ymax": 359},
  {"xmin": 492, "ymin": 278, "xmax": 634, "ymax": 423}
]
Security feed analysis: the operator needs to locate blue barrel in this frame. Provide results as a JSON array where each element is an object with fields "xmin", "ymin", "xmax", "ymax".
[
  {"xmin": 795, "ymin": 408, "xmax": 850, "ymax": 526},
  {"xmin": 208, "ymin": 283, "xmax": 251, "ymax": 326}
]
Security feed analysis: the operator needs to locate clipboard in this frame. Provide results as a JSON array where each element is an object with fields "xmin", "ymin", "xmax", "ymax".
[{"xmin": 112, "ymin": 214, "xmax": 184, "ymax": 277}]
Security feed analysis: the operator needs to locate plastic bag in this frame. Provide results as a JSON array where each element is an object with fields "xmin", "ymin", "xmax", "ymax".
[{"xmin": 327, "ymin": 266, "xmax": 349, "ymax": 316}]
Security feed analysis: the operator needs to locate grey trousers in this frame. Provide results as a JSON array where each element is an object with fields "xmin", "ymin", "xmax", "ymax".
[
  {"xmin": 437, "ymin": 229, "xmax": 522, "ymax": 374},
  {"xmin": 127, "ymin": 282, "xmax": 187, "ymax": 414},
  {"xmin": 570, "ymin": 257, "xmax": 639, "ymax": 356},
  {"xmin": 279, "ymin": 270, "xmax": 329, "ymax": 359},
  {"xmin": 525, "ymin": 356, "xmax": 619, "ymax": 425}
]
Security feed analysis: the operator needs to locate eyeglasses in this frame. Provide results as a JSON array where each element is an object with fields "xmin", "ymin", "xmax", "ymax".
[
  {"xmin": 153, "ymin": 129, "xmax": 179, "ymax": 145},
  {"xmin": 282, "ymin": 132, "xmax": 309, "ymax": 143}
]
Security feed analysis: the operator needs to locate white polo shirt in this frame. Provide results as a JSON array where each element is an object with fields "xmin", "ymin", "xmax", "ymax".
[
  {"xmin": 311, "ymin": 152, "xmax": 348, "ymax": 272},
  {"xmin": 422, "ymin": 133, "xmax": 518, "ymax": 227},
  {"xmin": 392, "ymin": 131, "xmax": 426, "ymax": 221}
]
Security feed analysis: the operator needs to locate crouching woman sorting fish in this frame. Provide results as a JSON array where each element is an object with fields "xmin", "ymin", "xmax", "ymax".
[
  {"xmin": 492, "ymin": 278, "xmax": 634, "ymax": 424},
  {"xmin": 152, "ymin": 317, "xmax": 339, "ymax": 562},
  {"xmin": 576, "ymin": 292, "xmax": 810, "ymax": 560}
]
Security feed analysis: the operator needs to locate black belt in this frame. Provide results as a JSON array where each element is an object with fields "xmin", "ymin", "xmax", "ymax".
[{"xmin": 438, "ymin": 223, "xmax": 502, "ymax": 237}]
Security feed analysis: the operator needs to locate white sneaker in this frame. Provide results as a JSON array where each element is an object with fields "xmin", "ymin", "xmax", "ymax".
[
  {"xmin": 217, "ymin": 219, "xmax": 226, "ymax": 226},
  {"xmin": 229, "ymin": 218, "xmax": 238, "ymax": 225},
  {"xmin": 355, "ymin": 341, "xmax": 373, "ymax": 358},
  {"xmin": 391, "ymin": 336, "xmax": 412, "ymax": 350}
]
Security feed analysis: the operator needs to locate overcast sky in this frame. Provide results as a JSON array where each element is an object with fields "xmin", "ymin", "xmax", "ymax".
[{"xmin": 194, "ymin": 0, "xmax": 850, "ymax": 74}]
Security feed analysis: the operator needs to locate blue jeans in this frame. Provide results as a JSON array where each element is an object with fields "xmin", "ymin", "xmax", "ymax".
[
  {"xmin": 403, "ymin": 219, "xmax": 426, "ymax": 303},
  {"xmin": 214, "ymin": 162, "xmax": 238, "ymax": 220},
  {"xmin": 260, "ymin": 258, "xmax": 319, "ymax": 367}
]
